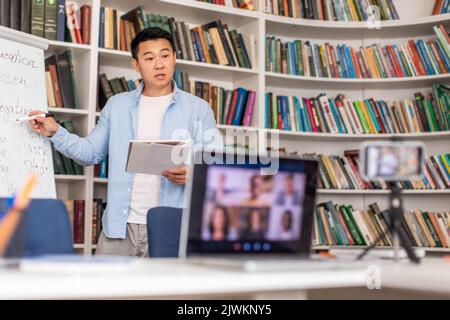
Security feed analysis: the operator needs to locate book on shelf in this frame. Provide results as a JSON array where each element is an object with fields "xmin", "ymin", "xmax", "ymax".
[
  {"xmin": 98, "ymin": 6, "xmax": 254, "ymax": 69},
  {"xmin": 313, "ymin": 201, "xmax": 450, "ymax": 249},
  {"xmin": 0, "ymin": 0, "xmax": 91, "ymax": 43},
  {"xmin": 75, "ymin": 200, "xmax": 85, "ymax": 246},
  {"xmin": 94, "ymin": 157, "xmax": 109, "ymax": 179},
  {"xmin": 92, "ymin": 199, "xmax": 106, "ymax": 245},
  {"xmin": 98, "ymin": 73, "xmax": 141, "ymax": 111},
  {"xmin": 197, "ymin": 0, "xmax": 256, "ymax": 11},
  {"xmin": 266, "ymin": 25, "xmax": 450, "ymax": 79},
  {"xmin": 264, "ymin": 0, "xmax": 400, "ymax": 21},
  {"xmin": 433, "ymin": 0, "xmax": 450, "ymax": 15},
  {"xmin": 52, "ymin": 120, "xmax": 84, "ymax": 176},
  {"xmin": 174, "ymin": 70, "xmax": 256, "ymax": 126},
  {"xmin": 299, "ymin": 150, "xmax": 450, "ymax": 191},
  {"xmin": 265, "ymin": 84, "xmax": 450, "ymax": 134}
]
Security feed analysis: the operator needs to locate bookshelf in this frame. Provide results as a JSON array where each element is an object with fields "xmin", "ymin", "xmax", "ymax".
[{"xmin": 35, "ymin": 0, "xmax": 449, "ymax": 254}]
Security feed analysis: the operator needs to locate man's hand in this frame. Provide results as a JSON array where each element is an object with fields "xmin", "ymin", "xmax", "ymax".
[
  {"xmin": 28, "ymin": 110, "xmax": 59, "ymax": 137},
  {"xmin": 162, "ymin": 167, "xmax": 188, "ymax": 185}
]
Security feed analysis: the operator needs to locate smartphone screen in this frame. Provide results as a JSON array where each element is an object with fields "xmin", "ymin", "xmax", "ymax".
[{"xmin": 360, "ymin": 142, "xmax": 425, "ymax": 181}]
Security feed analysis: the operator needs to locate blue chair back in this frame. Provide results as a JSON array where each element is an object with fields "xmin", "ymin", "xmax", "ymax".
[
  {"xmin": 0, "ymin": 198, "xmax": 74, "ymax": 257},
  {"xmin": 147, "ymin": 207, "xmax": 182, "ymax": 258}
]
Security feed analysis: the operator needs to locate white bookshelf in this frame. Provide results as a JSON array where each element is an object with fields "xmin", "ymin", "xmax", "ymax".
[{"xmin": 41, "ymin": 0, "xmax": 449, "ymax": 255}]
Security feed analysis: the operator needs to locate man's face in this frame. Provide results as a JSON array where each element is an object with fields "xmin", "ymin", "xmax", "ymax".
[{"xmin": 131, "ymin": 38, "xmax": 176, "ymax": 90}]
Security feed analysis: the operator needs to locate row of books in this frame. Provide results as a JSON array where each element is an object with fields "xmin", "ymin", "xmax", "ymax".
[
  {"xmin": 433, "ymin": 0, "xmax": 450, "ymax": 15},
  {"xmin": 196, "ymin": 0, "xmax": 256, "ymax": 10},
  {"xmin": 174, "ymin": 71, "xmax": 255, "ymax": 126},
  {"xmin": 65, "ymin": 199, "xmax": 105, "ymax": 245},
  {"xmin": 98, "ymin": 74, "xmax": 141, "ymax": 111},
  {"xmin": 0, "ymin": 0, "xmax": 91, "ymax": 44},
  {"xmin": 52, "ymin": 120, "xmax": 84, "ymax": 176},
  {"xmin": 264, "ymin": 85, "xmax": 450, "ymax": 134},
  {"xmin": 45, "ymin": 51, "xmax": 78, "ymax": 109},
  {"xmin": 99, "ymin": 71, "xmax": 256, "ymax": 126},
  {"xmin": 99, "ymin": 6, "xmax": 254, "ymax": 69},
  {"xmin": 264, "ymin": 0, "xmax": 399, "ymax": 21},
  {"xmin": 303, "ymin": 151, "xmax": 450, "ymax": 191},
  {"xmin": 94, "ymin": 158, "xmax": 108, "ymax": 179},
  {"xmin": 313, "ymin": 201, "xmax": 450, "ymax": 248},
  {"xmin": 265, "ymin": 25, "xmax": 450, "ymax": 78}
]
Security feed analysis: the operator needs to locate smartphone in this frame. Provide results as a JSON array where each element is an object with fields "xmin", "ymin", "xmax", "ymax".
[{"xmin": 360, "ymin": 141, "xmax": 425, "ymax": 181}]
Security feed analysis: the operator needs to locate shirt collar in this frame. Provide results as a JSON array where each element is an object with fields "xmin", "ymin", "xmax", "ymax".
[{"xmin": 133, "ymin": 80, "xmax": 180, "ymax": 107}]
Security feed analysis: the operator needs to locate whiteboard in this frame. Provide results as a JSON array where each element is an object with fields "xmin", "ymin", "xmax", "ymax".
[{"xmin": 0, "ymin": 28, "xmax": 56, "ymax": 198}]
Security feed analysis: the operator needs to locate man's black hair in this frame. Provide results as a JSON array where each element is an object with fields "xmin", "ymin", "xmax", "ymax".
[{"xmin": 131, "ymin": 27, "xmax": 176, "ymax": 60}]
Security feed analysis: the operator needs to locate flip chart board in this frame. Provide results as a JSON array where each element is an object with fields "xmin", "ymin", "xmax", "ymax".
[{"xmin": 0, "ymin": 26, "xmax": 56, "ymax": 198}]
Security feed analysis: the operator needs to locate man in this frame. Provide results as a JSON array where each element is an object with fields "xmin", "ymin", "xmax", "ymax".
[
  {"xmin": 28, "ymin": 27, "xmax": 222, "ymax": 257},
  {"xmin": 275, "ymin": 174, "xmax": 301, "ymax": 206}
]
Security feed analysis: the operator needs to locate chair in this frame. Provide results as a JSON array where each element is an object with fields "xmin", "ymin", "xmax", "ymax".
[
  {"xmin": 0, "ymin": 198, "xmax": 74, "ymax": 257},
  {"xmin": 146, "ymin": 207, "xmax": 182, "ymax": 258}
]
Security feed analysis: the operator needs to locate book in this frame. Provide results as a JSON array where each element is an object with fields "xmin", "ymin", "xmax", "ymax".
[
  {"xmin": 31, "ymin": 0, "xmax": 45, "ymax": 37},
  {"xmin": 0, "ymin": 0, "xmax": 10, "ymax": 28},
  {"xmin": 56, "ymin": 50, "xmax": 78, "ymax": 109},
  {"xmin": 92, "ymin": 199, "xmax": 106, "ymax": 244},
  {"xmin": 80, "ymin": 4, "xmax": 91, "ymax": 45},
  {"xmin": 56, "ymin": 0, "xmax": 66, "ymax": 41},
  {"xmin": 433, "ymin": 0, "xmax": 450, "ymax": 14},
  {"xmin": 44, "ymin": 0, "xmax": 57, "ymax": 40},
  {"xmin": 10, "ymin": 0, "xmax": 20, "ymax": 30},
  {"xmin": 20, "ymin": 0, "xmax": 32, "ymax": 33},
  {"xmin": 73, "ymin": 200, "xmax": 85, "ymax": 244}
]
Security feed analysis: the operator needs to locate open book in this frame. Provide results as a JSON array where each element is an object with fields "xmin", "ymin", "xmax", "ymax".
[{"xmin": 125, "ymin": 140, "xmax": 189, "ymax": 175}]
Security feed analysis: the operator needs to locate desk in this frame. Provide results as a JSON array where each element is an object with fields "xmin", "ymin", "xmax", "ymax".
[{"xmin": 0, "ymin": 258, "xmax": 449, "ymax": 299}]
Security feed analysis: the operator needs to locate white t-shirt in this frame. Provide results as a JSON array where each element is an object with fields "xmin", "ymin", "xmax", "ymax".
[{"xmin": 128, "ymin": 93, "xmax": 173, "ymax": 224}]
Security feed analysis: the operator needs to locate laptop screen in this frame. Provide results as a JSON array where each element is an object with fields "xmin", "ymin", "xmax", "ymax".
[{"xmin": 181, "ymin": 153, "xmax": 319, "ymax": 256}]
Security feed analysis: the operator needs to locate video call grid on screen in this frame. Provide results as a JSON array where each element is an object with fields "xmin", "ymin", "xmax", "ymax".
[{"xmin": 201, "ymin": 166, "xmax": 307, "ymax": 243}]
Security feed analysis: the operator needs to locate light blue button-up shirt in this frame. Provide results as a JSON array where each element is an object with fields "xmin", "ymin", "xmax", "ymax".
[{"xmin": 49, "ymin": 81, "xmax": 222, "ymax": 238}]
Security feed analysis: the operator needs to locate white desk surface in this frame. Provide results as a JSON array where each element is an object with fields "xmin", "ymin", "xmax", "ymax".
[
  {"xmin": 380, "ymin": 258, "xmax": 450, "ymax": 296},
  {"xmin": 0, "ymin": 258, "xmax": 449, "ymax": 299}
]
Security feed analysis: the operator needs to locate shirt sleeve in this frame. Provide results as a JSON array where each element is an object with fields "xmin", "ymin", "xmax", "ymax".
[{"xmin": 48, "ymin": 99, "xmax": 112, "ymax": 166}]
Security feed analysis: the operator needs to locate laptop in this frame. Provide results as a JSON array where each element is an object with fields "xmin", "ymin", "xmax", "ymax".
[{"xmin": 179, "ymin": 151, "xmax": 373, "ymax": 271}]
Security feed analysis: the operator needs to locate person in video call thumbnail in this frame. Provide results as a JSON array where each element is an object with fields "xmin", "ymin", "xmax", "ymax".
[
  {"xmin": 208, "ymin": 205, "xmax": 232, "ymax": 241},
  {"xmin": 240, "ymin": 208, "xmax": 266, "ymax": 241}
]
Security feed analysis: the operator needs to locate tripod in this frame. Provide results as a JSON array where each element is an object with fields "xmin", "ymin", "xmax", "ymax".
[{"xmin": 357, "ymin": 182, "xmax": 421, "ymax": 264}]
